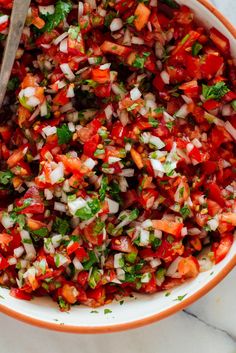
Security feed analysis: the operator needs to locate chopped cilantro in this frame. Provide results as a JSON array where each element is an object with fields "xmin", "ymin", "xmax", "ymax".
[
  {"xmin": 148, "ymin": 117, "xmax": 159, "ymax": 128},
  {"xmin": 166, "ymin": 121, "xmax": 174, "ymax": 131},
  {"xmin": 99, "ymin": 175, "xmax": 108, "ymax": 202},
  {"xmin": 174, "ymin": 294, "xmax": 187, "ymax": 301},
  {"xmin": 126, "ymin": 15, "xmax": 136, "ymax": 24},
  {"xmin": 41, "ymin": 0, "xmax": 72, "ymax": 33},
  {"xmin": 91, "ymin": 310, "xmax": 99, "ymax": 314},
  {"xmin": 83, "ymin": 251, "xmax": 98, "ymax": 270},
  {"xmin": 57, "ymin": 124, "xmax": 73, "ymax": 145},
  {"xmin": 202, "ymin": 82, "xmax": 230, "ymax": 101},
  {"xmin": 119, "ymin": 300, "xmax": 124, "ymax": 305},
  {"xmin": 231, "ymin": 99, "xmax": 236, "ymax": 111},
  {"xmin": 133, "ymin": 55, "xmax": 145, "ymax": 69},
  {"xmin": 7, "ymin": 77, "xmax": 20, "ymax": 91},
  {"xmin": 165, "ymin": 292, "xmax": 171, "ymax": 297},
  {"xmin": 0, "ymin": 170, "xmax": 13, "ymax": 185},
  {"xmin": 53, "ymin": 217, "xmax": 70, "ymax": 236},
  {"xmin": 127, "ymin": 103, "xmax": 139, "ymax": 111},
  {"xmin": 75, "ymin": 198, "xmax": 100, "ymax": 220},
  {"xmin": 180, "ymin": 205, "xmax": 191, "ymax": 219},
  {"xmin": 32, "ymin": 227, "xmax": 49, "ymax": 238},
  {"xmin": 192, "ymin": 42, "xmax": 203, "ymax": 56},
  {"xmin": 104, "ymin": 308, "xmax": 112, "ymax": 314},
  {"xmin": 179, "ymin": 187, "xmax": 184, "ymax": 198},
  {"xmin": 159, "ymin": 0, "xmax": 180, "ymax": 9}
]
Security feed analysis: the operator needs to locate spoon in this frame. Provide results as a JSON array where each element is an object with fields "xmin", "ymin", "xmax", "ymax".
[{"xmin": 0, "ymin": 0, "xmax": 31, "ymax": 108}]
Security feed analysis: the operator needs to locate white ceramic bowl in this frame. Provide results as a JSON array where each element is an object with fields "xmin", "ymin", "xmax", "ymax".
[{"xmin": 0, "ymin": 0, "xmax": 235, "ymax": 333}]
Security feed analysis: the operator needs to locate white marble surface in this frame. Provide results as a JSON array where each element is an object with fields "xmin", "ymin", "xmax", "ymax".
[{"xmin": 0, "ymin": 1, "xmax": 236, "ymax": 352}]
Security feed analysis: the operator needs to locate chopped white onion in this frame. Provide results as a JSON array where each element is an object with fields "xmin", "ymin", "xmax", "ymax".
[
  {"xmin": 150, "ymin": 258, "xmax": 161, "ymax": 268},
  {"xmin": 140, "ymin": 229, "xmax": 150, "ymax": 246},
  {"xmin": 0, "ymin": 15, "xmax": 8, "ymax": 25},
  {"xmin": 27, "ymin": 96, "xmax": 40, "ymax": 107},
  {"xmin": 42, "ymin": 125, "xmax": 57, "ymax": 137},
  {"xmin": 73, "ymin": 257, "xmax": 84, "ymax": 270},
  {"xmin": 59, "ymin": 38, "xmax": 68, "ymax": 53},
  {"xmin": 104, "ymin": 105, "xmax": 113, "ymax": 121},
  {"xmin": 150, "ymin": 159, "xmax": 165, "ymax": 173},
  {"xmin": 54, "ymin": 32, "xmax": 68, "ymax": 45},
  {"xmin": 106, "ymin": 198, "xmax": 119, "ymax": 214},
  {"xmin": 149, "ymin": 136, "xmax": 165, "ymax": 149},
  {"xmin": 14, "ymin": 246, "xmax": 24, "ymax": 258},
  {"xmin": 141, "ymin": 273, "xmax": 151, "ymax": 283},
  {"xmin": 24, "ymin": 87, "xmax": 36, "ymax": 97},
  {"xmin": 130, "ymin": 87, "xmax": 142, "ymax": 101},
  {"xmin": 54, "ymin": 202, "xmax": 67, "ymax": 212},
  {"xmin": 66, "ymin": 84, "xmax": 75, "ymax": 98},
  {"xmin": 225, "ymin": 121, "xmax": 236, "ymax": 140},
  {"xmin": 84, "ymin": 158, "xmax": 96, "ymax": 170},
  {"xmin": 131, "ymin": 37, "xmax": 144, "ymax": 45},
  {"xmin": 110, "ymin": 18, "xmax": 123, "ymax": 32},
  {"xmin": 114, "ymin": 253, "xmax": 124, "ymax": 269},
  {"xmin": 1, "ymin": 213, "xmax": 15, "ymax": 229},
  {"xmin": 60, "ymin": 63, "xmax": 75, "ymax": 81},
  {"xmin": 207, "ymin": 218, "xmax": 219, "ymax": 231},
  {"xmin": 20, "ymin": 230, "xmax": 36, "ymax": 260},
  {"xmin": 175, "ymin": 104, "xmax": 189, "ymax": 119},
  {"xmin": 44, "ymin": 189, "xmax": 53, "ymax": 200},
  {"xmin": 160, "ymin": 70, "xmax": 170, "ymax": 84},
  {"xmin": 166, "ymin": 256, "xmax": 183, "ymax": 278},
  {"xmin": 68, "ymin": 197, "xmax": 87, "ymax": 215},
  {"xmin": 39, "ymin": 5, "xmax": 55, "ymax": 15}
]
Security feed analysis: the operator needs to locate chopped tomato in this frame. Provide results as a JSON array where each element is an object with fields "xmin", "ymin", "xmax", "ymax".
[{"xmin": 212, "ymin": 234, "xmax": 233, "ymax": 264}]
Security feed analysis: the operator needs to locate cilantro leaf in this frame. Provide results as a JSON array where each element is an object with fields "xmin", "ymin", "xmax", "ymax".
[
  {"xmin": 104, "ymin": 308, "xmax": 112, "ymax": 314},
  {"xmin": 192, "ymin": 42, "xmax": 203, "ymax": 56},
  {"xmin": 174, "ymin": 294, "xmax": 187, "ymax": 301},
  {"xmin": 75, "ymin": 198, "xmax": 100, "ymax": 220},
  {"xmin": 41, "ymin": 0, "xmax": 72, "ymax": 33},
  {"xmin": 32, "ymin": 227, "xmax": 49, "ymax": 238},
  {"xmin": 202, "ymin": 82, "xmax": 230, "ymax": 101},
  {"xmin": 180, "ymin": 205, "xmax": 191, "ymax": 219},
  {"xmin": 0, "ymin": 171, "xmax": 13, "ymax": 185},
  {"xmin": 57, "ymin": 124, "xmax": 73, "ymax": 145},
  {"xmin": 53, "ymin": 217, "xmax": 70, "ymax": 236},
  {"xmin": 7, "ymin": 77, "xmax": 20, "ymax": 91},
  {"xmin": 159, "ymin": 0, "xmax": 180, "ymax": 9},
  {"xmin": 99, "ymin": 175, "xmax": 108, "ymax": 202}
]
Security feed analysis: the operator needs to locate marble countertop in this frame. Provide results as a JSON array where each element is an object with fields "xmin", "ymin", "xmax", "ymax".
[{"xmin": 0, "ymin": 1, "xmax": 236, "ymax": 352}]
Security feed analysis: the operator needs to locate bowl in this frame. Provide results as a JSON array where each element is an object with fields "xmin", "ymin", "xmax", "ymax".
[{"xmin": 0, "ymin": 0, "xmax": 236, "ymax": 333}]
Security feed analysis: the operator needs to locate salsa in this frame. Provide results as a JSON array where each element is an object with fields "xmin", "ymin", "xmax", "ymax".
[{"xmin": 0, "ymin": 0, "xmax": 235, "ymax": 310}]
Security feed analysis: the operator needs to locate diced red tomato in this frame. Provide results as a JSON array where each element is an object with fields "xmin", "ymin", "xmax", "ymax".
[{"xmin": 212, "ymin": 234, "xmax": 233, "ymax": 264}]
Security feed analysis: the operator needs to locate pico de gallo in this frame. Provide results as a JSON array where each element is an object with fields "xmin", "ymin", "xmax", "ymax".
[{"xmin": 0, "ymin": 0, "xmax": 235, "ymax": 311}]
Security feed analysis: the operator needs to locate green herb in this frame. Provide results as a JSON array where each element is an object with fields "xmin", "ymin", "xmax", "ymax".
[
  {"xmin": 7, "ymin": 77, "xmax": 20, "ymax": 91},
  {"xmin": 58, "ymin": 297, "xmax": 70, "ymax": 310},
  {"xmin": 174, "ymin": 294, "xmax": 187, "ymax": 301},
  {"xmin": 126, "ymin": 15, "xmax": 136, "ymax": 24},
  {"xmin": 159, "ymin": 0, "xmax": 180, "ymax": 9},
  {"xmin": 202, "ymin": 82, "xmax": 230, "ymax": 101},
  {"xmin": 179, "ymin": 187, "xmax": 184, "ymax": 198},
  {"xmin": 231, "ymin": 99, "xmax": 236, "ymax": 111},
  {"xmin": 53, "ymin": 217, "xmax": 70, "ymax": 236},
  {"xmin": 83, "ymin": 251, "xmax": 98, "ymax": 270},
  {"xmin": 0, "ymin": 295, "xmax": 5, "ymax": 299},
  {"xmin": 166, "ymin": 121, "xmax": 174, "ymax": 131},
  {"xmin": 127, "ymin": 103, "xmax": 139, "ymax": 111},
  {"xmin": 192, "ymin": 42, "xmax": 203, "ymax": 56},
  {"xmin": 109, "ymin": 181, "xmax": 122, "ymax": 204},
  {"xmin": 57, "ymin": 124, "xmax": 73, "ymax": 145},
  {"xmin": 156, "ymin": 267, "xmax": 166, "ymax": 282},
  {"xmin": 68, "ymin": 25, "xmax": 80, "ymax": 39},
  {"xmin": 91, "ymin": 310, "xmax": 99, "ymax": 314},
  {"xmin": 32, "ymin": 227, "xmax": 49, "ymax": 238},
  {"xmin": 88, "ymin": 268, "xmax": 102, "ymax": 289},
  {"xmin": 13, "ymin": 198, "xmax": 33, "ymax": 212},
  {"xmin": 148, "ymin": 117, "xmax": 159, "ymax": 128},
  {"xmin": 180, "ymin": 205, "xmax": 191, "ymax": 219},
  {"xmin": 41, "ymin": 0, "xmax": 72, "ymax": 32},
  {"xmin": 0, "ymin": 170, "xmax": 13, "ymax": 185},
  {"xmin": 154, "ymin": 107, "xmax": 164, "ymax": 114},
  {"xmin": 129, "ymin": 208, "xmax": 139, "ymax": 221},
  {"xmin": 75, "ymin": 198, "xmax": 100, "ymax": 220},
  {"xmin": 93, "ymin": 219, "xmax": 105, "ymax": 235},
  {"xmin": 181, "ymin": 33, "xmax": 190, "ymax": 45},
  {"xmin": 119, "ymin": 300, "xmax": 124, "ymax": 305},
  {"xmin": 23, "ymin": 238, "xmax": 33, "ymax": 244},
  {"xmin": 125, "ymin": 252, "xmax": 137, "ymax": 264},
  {"xmin": 165, "ymin": 292, "xmax": 171, "ymax": 297},
  {"xmin": 104, "ymin": 308, "xmax": 112, "ymax": 314},
  {"xmin": 133, "ymin": 55, "xmax": 145, "ymax": 69}
]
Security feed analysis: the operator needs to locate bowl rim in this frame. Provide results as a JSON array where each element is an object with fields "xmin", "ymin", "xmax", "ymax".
[{"xmin": 0, "ymin": 0, "xmax": 236, "ymax": 334}]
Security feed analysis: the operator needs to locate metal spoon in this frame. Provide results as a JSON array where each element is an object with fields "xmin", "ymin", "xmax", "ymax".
[{"xmin": 0, "ymin": 0, "xmax": 31, "ymax": 108}]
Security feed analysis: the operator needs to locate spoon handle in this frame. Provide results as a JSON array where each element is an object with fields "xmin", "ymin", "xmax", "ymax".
[{"xmin": 0, "ymin": 0, "xmax": 31, "ymax": 108}]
